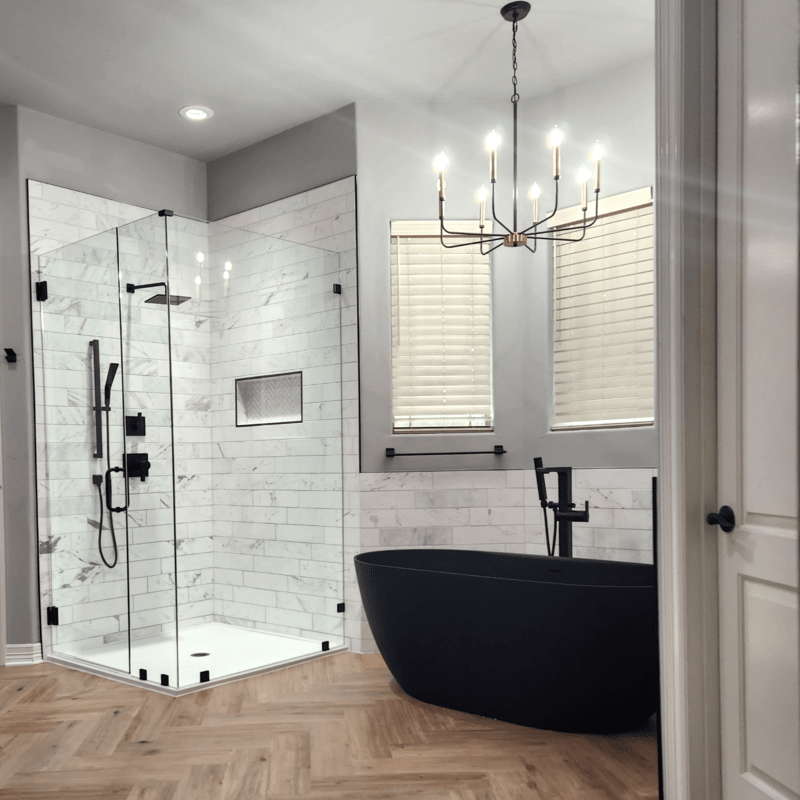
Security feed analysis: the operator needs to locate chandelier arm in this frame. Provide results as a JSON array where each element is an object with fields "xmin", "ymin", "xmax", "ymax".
[
  {"xmin": 544, "ymin": 192, "xmax": 601, "ymax": 234},
  {"xmin": 480, "ymin": 236, "xmax": 506, "ymax": 255},
  {"xmin": 537, "ymin": 220, "xmax": 590, "ymax": 243},
  {"xmin": 491, "ymin": 181, "xmax": 513, "ymax": 234},
  {"xmin": 520, "ymin": 179, "xmax": 561, "ymax": 235},
  {"xmin": 440, "ymin": 218, "xmax": 500, "ymax": 238},
  {"xmin": 483, "ymin": 240, "xmax": 506, "ymax": 255},
  {"xmin": 439, "ymin": 230, "xmax": 504, "ymax": 250}
]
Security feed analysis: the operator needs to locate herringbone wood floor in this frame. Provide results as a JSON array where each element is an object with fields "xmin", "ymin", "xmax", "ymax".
[{"xmin": 0, "ymin": 653, "xmax": 658, "ymax": 799}]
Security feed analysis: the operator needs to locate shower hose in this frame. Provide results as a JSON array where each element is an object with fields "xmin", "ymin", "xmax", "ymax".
[{"xmin": 96, "ymin": 401, "xmax": 119, "ymax": 569}]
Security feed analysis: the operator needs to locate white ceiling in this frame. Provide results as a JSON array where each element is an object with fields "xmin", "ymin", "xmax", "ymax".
[{"xmin": 0, "ymin": 0, "xmax": 654, "ymax": 162}]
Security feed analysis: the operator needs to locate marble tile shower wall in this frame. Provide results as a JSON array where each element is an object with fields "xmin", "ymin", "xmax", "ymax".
[{"xmin": 213, "ymin": 177, "xmax": 357, "ymax": 644}]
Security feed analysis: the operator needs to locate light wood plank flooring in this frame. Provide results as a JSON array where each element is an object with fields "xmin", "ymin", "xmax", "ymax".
[{"xmin": 0, "ymin": 653, "xmax": 658, "ymax": 799}]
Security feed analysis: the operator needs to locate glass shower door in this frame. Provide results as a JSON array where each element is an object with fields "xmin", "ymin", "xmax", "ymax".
[
  {"xmin": 117, "ymin": 215, "xmax": 179, "ymax": 688},
  {"xmin": 35, "ymin": 228, "xmax": 132, "ymax": 672}
]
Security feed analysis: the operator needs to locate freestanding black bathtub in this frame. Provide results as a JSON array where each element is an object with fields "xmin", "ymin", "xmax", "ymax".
[{"xmin": 355, "ymin": 549, "xmax": 659, "ymax": 734}]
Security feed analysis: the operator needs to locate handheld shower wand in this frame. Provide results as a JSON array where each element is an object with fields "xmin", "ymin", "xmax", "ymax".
[
  {"xmin": 533, "ymin": 457, "xmax": 556, "ymax": 556},
  {"xmin": 104, "ymin": 363, "xmax": 118, "ymax": 406}
]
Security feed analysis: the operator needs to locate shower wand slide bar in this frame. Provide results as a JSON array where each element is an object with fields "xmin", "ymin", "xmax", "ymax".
[
  {"xmin": 386, "ymin": 445, "xmax": 507, "ymax": 457},
  {"xmin": 90, "ymin": 339, "xmax": 103, "ymax": 459}
]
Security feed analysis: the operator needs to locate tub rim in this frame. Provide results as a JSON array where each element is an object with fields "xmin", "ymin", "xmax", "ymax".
[{"xmin": 354, "ymin": 548, "xmax": 656, "ymax": 589}]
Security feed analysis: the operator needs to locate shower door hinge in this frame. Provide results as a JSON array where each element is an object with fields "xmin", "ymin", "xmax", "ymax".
[
  {"xmin": 333, "ymin": 284, "xmax": 342, "ymax": 294},
  {"xmin": 35, "ymin": 281, "xmax": 48, "ymax": 301},
  {"xmin": 337, "ymin": 602, "xmax": 345, "ymax": 613},
  {"xmin": 157, "ymin": 209, "xmax": 174, "ymax": 217},
  {"xmin": 46, "ymin": 606, "xmax": 59, "ymax": 626}
]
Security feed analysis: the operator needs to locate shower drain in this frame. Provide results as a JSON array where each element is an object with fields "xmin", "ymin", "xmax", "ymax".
[{"xmin": 190, "ymin": 652, "xmax": 210, "ymax": 657}]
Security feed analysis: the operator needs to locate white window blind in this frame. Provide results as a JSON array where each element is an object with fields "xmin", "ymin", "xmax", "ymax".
[
  {"xmin": 390, "ymin": 220, "xmax": 493, "ymax": 432},
  {"xmin": 547, "ymin": 187, "xmax": 654, "ymax": 430}
]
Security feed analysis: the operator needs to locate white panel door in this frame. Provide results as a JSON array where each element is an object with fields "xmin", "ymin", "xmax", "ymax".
[{"xmin": 717, "ymin": 0, "xmax": 800, "ymax": 798}]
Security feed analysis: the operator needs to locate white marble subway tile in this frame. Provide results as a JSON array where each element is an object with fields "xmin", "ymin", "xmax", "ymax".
[
  {"xmin": 395, "ymin": 508, "xmax": 470, "ymax": 528},
  {"xmin": 359, "ymin": 491, "xmax": 416, "ymax": 510},
  {"xmin": 486, "ymin": 507, "xmax": 525, "ymax": 525},
  {"xmin": 574, "ymin": 469, "xmax": 656, "ymax": 489},
  {"xmin": 431, "ymin": 471, "xmax": 508, "ymax": 490},
  {"xmin": 414, "ymin": 489, "xmax": 488, "ymax": 509},
  {"xmin": 452, "ymin": 525, "xmax": 525, "ymax": 544},
  {"xmin": 359, "ymin": 472, "xmax": 433, "ymax": 492},
  {"xmin": 379, "ymin": 527, "xmax": 453, "ymax": 546}
]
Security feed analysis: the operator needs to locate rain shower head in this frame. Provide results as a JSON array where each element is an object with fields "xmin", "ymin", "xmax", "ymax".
[
  {"xmin": 126, "ymin": 282, "xmax": 190, "ymax": 306},
  {"xmin": 144, "ymin": 293, "xmax": 191, "ymax": 305}
]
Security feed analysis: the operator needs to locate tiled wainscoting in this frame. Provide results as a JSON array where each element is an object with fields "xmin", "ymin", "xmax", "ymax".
[{"xmin": 28, "ymin": 176, "xmax": 655, "ymax": 661}]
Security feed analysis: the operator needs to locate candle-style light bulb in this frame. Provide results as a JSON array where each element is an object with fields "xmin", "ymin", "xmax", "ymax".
[
  {"xmin": 577, "ymin": 166, "xmax": 590, "ymax": 209},
  {"xmin": 476, "ymin": 184, "xmax": 488, "ymax": 227},
  {"xmin": 529, "ymin": 183, "xmax": 541, "ymax": 223},
  {"xmin": 549, "ymin": 127, "xmax": 563, "ymax": 178},
  {"xmin": 196, "ymin": 252, "xmax": 205, "ymax": 263},
  {"xmin": 434, "ymin": 151, "xmax": 449, "ymax": 209},
  {"xmin": 224, "ymin": 260, "xmax": 233, "ymax": 271},
  {"xmin": 433, "ymin": 152, "xmax": 449, "ymax": 173},
  {"xmin": 485, "ymin": 130, "xmax": 500, "ymax": 181},
  {"xmin": 591, "ymin": 142, "xmax": 604, "ymax": 192}
]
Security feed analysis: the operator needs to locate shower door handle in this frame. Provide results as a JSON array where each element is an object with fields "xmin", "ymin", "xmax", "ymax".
[{"xmin": 105, "ymin": 466, "xmax": 128, "ymax": 513}]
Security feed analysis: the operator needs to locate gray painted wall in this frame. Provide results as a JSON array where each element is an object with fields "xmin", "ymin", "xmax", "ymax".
[
  {"xmin": 356, "ymin": 57, "xmax": 657, "ymax": 473},
  {"xmin": 206, "ymin": 104, "xmax": 357, "ymax": 221},
  {"xmin": 0, "ymin": 105, "xmax": 206, "ymax": 643}
]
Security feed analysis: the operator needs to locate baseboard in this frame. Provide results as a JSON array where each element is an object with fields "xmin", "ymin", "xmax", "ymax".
[{"xmin": 5, "ymin": 643, "xmax": 43, "ymax": 665}]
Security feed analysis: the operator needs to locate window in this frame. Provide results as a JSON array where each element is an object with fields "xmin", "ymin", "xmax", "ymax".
[
  {"xmin": 547, "ymin": 187, "xmax": 654, "ymax": 430},
  {"xmin": 390, "ymin": 220, "xmax": 493, "ymax": 432}
]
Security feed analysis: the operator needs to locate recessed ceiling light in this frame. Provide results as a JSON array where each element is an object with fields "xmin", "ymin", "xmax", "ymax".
[{"xmin": 178, "ymin": 105, "xmax": 214, "ymax": 121}]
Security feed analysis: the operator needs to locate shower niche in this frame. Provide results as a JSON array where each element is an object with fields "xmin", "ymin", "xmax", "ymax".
[
  {"xmin": 32, "ymin": 212, "xmax": 346, "ymax": 693},
  {"xmin": 235, "ymin": 371, "xmax": 304, "ymax": 426}
]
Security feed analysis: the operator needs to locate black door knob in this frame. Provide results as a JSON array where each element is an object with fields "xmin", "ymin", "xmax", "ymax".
[{"xmin": 706, "ymin": 505, "xmax": 736, "ymax": 533}]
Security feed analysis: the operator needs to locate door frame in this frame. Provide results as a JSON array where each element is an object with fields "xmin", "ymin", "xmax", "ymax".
[
  {"xmin": 656, "ymin": 0, "xmax": 721, "ymax": 797},
  {"xmin": 0, "ymin": 338, "xmax": 6, "ymax": 667}
]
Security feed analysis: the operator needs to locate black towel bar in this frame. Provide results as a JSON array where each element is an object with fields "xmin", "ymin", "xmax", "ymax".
[{"xmin": 386, "ymin": 445, "xmax": 506, "ymax": 458}]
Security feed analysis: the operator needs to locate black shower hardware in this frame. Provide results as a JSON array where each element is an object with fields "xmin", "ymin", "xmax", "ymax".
[
  {"xmin": 89, "ymin": 340, "xmax": 121, "ymax": 568},
  {"xmin": 126, "ymin": 413, "xmax": 146, "ymax": 436},
  {"xmin": 90, "ymin": 340, "xmax": 103, "ymax": 458},
  {"xmin": 4, "ymin": 348, "xmax": 16, "ymax": 363},
  {"xmin": 126, "ymin": 282, "xmax": 190, "ymax": 305},
  {"xmin": 126, "ymin": 453, "xmax": 151, "ymax": 481},
  {"xmin": 104, "ymin": 362, "xmax": 118, "ymax": 405},
  {"xmin": 385, "ymin": 445, "xmax": 507, "ymax": 457},
  {"xmin": 533, "ymin": 457, "xmax": 590, "ymax": 558}
]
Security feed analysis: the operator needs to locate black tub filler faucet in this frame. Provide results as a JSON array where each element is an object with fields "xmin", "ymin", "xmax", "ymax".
[{"xmin": 533, "ymin": 457, "xmax": 590, "ymax": 558}]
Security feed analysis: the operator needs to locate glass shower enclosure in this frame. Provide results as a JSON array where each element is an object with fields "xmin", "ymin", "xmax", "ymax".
[{"xmin": 33, "ymin": 212, "xmax": 346, "ymax": 692}]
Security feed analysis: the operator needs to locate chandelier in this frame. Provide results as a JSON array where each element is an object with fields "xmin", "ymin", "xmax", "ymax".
[{"xmin": 434, "ymin": 1, "xmax": 605, "ymax": 254}]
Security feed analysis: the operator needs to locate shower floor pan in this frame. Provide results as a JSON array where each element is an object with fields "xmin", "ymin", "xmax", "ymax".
[{"xmin": 48, "ymin": 622, "xmax": 346, "ymax": 695}]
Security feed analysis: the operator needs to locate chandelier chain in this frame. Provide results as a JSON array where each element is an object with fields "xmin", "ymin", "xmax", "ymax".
[{"xmin": 511, "ymin": 17, "xmax": 519, "ymax": 104}]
